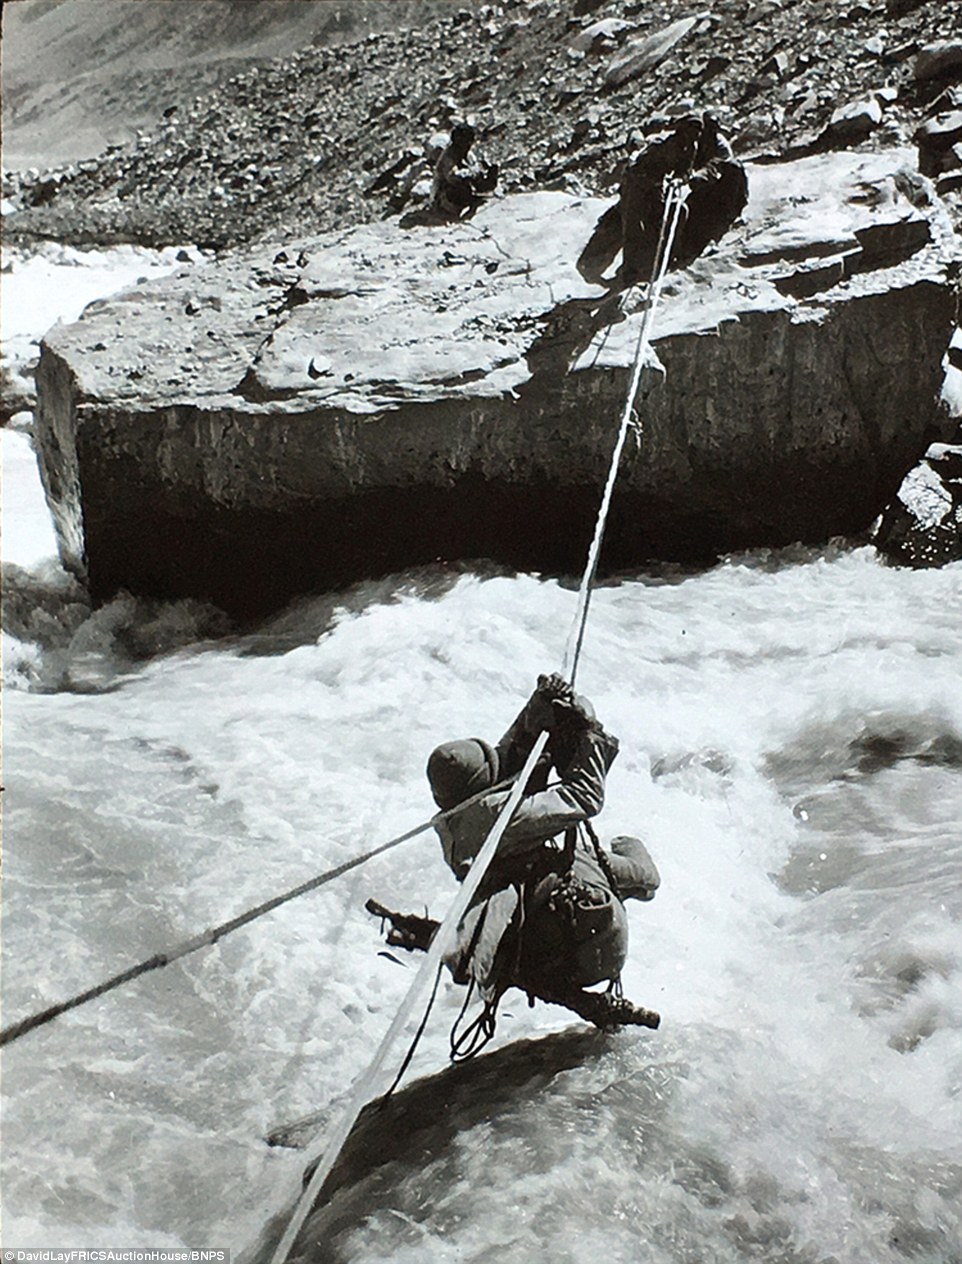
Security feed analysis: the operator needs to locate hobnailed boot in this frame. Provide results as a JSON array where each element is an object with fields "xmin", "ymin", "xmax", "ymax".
[{"xmin": 535, "ymin": 987, "xmax": 660, "ymax": 1030}]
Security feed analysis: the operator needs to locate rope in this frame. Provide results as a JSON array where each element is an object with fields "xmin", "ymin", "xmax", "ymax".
[
  {"xmin": 583, "ymin": 818, "xmax": 621, "ymax": 902},
  {"xmin": 447, "ymin": 896, "xmax": 505, "ymax": 1064},
  {"xmin": 267, "ymin": 729, "xmax": 550, "ymax": 1264},
  {"xmin": 269, "ymin": 185, "xmax": 686, "ymax": 1261},
  {"xmin": 0, "ymin": 772, "xmax": 522, "ymax": 1049},
  {"xmin": 382, "ymin": 962, "xmax": 444, "ymax": 1101},
  {"xmin": 563, "ymin": 180, "xmax": 688, "ymax": 687},
  {"xmin": 449, "ymin": 993, "xmax": 499, "ymax": 1062}
]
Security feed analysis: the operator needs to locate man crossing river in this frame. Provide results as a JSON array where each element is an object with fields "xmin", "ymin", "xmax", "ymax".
[{"xmin": 369, "ymin": 674, "xmax": 662, "ymax": 1048}]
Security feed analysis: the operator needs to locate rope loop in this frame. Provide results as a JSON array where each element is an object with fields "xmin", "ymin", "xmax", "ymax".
[{"xmin": 450, "ymin": 981, "xmax": 499, "ymax": 1063}]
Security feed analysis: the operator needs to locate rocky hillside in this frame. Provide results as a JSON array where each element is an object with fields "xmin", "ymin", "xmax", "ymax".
[
  {"xmin": 1, "ymin": 0, "xmax": 465, "ymax": 169},
  {"xmin": 4, "ymin": 0, "xmax": 962, "ymax": 249}
]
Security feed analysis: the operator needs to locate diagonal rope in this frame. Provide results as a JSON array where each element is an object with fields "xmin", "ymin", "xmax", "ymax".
[
  {"xmin": 0, "ymin": 772, "xmax": 522, "ymax": 1048},
  {"xmin": 563, "ymin": 181, "xmax": 688, "ymax": 687},
  {"xmin": 270, "ymin": 182, "xmax": 688, "ymax": 1263},
  {"xmin": 267, "ymin": 729, "xmax": 550, "ymax": 1264}
]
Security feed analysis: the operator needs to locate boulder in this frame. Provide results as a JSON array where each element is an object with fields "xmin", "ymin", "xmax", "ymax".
[
  {"xmin": 569, "ymin": 18, "xmax": 634, "ymax": 54},
  {"xmin": 33, "ymin": 149, "xmax": 961, "ymax": 618},
  {"xmin": 914, "ymin": 41, "xmax": 962, "ymax": 83},
  {"xmin": 874, "ymin": 443, "xmax": 962, "ymax": 566},
  {"xmin": 916, "ymin": 110, "xmax": 962, "ymax": 176},
  {"xmin": 823, "ymin": 96, "xmax": 884, "ymax": 145},
  {"xmin": 603, "ymin": 14, "xmax": 707, "ymax": 88}
]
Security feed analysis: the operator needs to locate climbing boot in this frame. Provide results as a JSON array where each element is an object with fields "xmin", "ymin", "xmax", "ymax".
[{"xmin": 536, "ymin": 987, "xmax": 660, "ymax": 1030}]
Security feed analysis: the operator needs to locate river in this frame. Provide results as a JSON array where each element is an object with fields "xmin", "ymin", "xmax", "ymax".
[{"xmin": 2, "ymin": 249, "xmax": 961, "ymax": 1264}]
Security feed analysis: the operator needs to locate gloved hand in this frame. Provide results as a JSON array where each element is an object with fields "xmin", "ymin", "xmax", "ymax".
[
  {"xmin": 549, "ymin": 691, "xmax": 596, "ymax": 740},
  {"xmin": 523, "ymin": 675, "xmax": 595, "ymax": 734},
  {"xmin": 536, "ymin": 673, "xmax": 574, "ymax": 704}
]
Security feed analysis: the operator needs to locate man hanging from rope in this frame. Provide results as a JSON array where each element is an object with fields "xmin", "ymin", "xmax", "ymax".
[{"xmin": 368, "ymin": 674, "xmax": 661, "ymax": 1049}]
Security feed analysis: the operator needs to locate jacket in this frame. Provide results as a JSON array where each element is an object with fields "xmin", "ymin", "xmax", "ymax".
[{"xmin": 434, "ymin": 708, "xmax": 619, "ymax": 883}]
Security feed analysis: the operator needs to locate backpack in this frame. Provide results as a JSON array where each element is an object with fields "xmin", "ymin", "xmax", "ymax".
[
  {"xmin": 448, "ymin": 825, "xmax": 628, "ymax": 1061},
  {"xmin": 519, "ymin": 845, "xmax": 628, "ymax": 992}
]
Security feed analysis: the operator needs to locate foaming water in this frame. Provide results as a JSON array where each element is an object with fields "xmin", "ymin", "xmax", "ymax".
[
  {"xmin": 3, "ymin": 547, "xmax": 962, "ymax": 1261},
  {"xmin": 2, "ymin": 560, "xmax": 232, "ymax": 693}
]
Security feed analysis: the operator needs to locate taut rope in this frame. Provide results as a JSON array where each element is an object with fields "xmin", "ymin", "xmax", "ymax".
[
  {"xmin": 269, "ymin": 184, "xmax": 688, "ymax": 1261},
  {"xmin": 0, "ymin": 773, "xmax": 521, "ymax": 1049},
  {"xmin": 564, "ymin": 180, "xmax": 687, "ymax": 686},
  {"xmin": 267, "ymin": 729, "xmax": 551, "ymax": 1264}
]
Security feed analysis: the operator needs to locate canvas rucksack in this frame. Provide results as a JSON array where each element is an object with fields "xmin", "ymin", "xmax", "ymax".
[{"xmin": 519, "ymin": 861, "xmax": 629, "ymax": 992}]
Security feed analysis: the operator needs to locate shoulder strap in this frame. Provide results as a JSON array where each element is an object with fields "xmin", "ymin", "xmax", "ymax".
[
  {"xmin": 561, "ymin": 825, "xmax": 578, "ymax": 872},
  {"xmin": 582, "ymin": 819, "xmax": 622, "ymax": 901}
]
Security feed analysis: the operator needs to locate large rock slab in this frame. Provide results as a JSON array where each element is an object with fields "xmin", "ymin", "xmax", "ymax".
[
  {"xmin": 35, "ymin": 149, "xmax": 961, "ymax": 618},
  {"xmin": 603, "ymin": 13, "xmax": 707, "ymax": 87}
]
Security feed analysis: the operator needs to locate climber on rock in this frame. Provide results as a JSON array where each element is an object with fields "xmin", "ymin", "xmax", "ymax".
[
  {"xmin": 577, "ymin": 111, "xmax": 748, "ymax": 289},
  {"xmin": 368, "ymin": 674, "xmax": 661, "ymax": 1042},
  {"xmin": 430, "ymin": 121, "xmax": 499, "ymax": 221}
]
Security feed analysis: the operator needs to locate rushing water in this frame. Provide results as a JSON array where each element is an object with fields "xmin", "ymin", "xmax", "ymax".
[
  {"xmin": 3, "ymin": 536, "xmax": 962, "ymax": 1263},
  {"xmin": 3, "ymin": 246, "xmax": 962, "ymax": 1262}
]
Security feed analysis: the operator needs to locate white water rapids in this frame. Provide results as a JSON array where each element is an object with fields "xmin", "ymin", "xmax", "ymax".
[{"xmin": 2, "ymin": 248, "xmax": 961, "ymax": 1263}]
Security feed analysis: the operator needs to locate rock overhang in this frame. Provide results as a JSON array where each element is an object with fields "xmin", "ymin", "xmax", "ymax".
[{"xmin": 34, "ymin": 147, "xmax": 962, "ymax": 617}]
